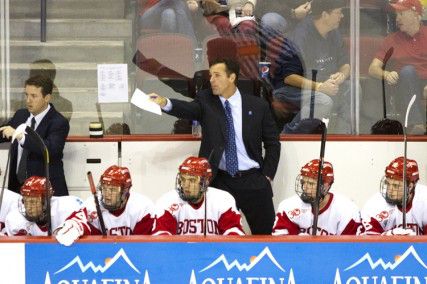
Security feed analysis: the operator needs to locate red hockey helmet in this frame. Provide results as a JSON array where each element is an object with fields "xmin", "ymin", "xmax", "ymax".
[
  {"xmin": 20, "ymin": 176, "xmax": 53, "ymax": 197},
  {"xmin": 295, "ymin": 159, "xmax": 334, "ymax": 203},
  {"xmin": 100, "ymin": 165, "xmax": 132, "ymax": 191},
  {"xmin": 99, "ymin": 165, "xmax": 132, "ymax": 211},
  {"xmin": 385, "ymin": 156, "xmax": 419, "ymax": 183},
  {"xmin": 177, "ymin": 157, "xmax": 212, "ymax": 203},
  {"xmin": 300, "ymin": 159, "xmax": 334, "ymax": 185},
  {"xmin": 19, "ymin": 176, "xmax": 52, "ymax": 223},
  {"xmin": 178, "ymin": 156, "xmax": 212, "ymax": 180}
]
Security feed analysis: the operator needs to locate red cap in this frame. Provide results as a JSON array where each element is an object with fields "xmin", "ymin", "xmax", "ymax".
[{"xmin": 390, "ymin": 0, "xmax": 423, "ymax": 15}]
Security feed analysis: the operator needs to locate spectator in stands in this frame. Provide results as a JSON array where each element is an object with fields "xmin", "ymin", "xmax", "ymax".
[
  {"xmin": 228, "ymin": 0, "xmax": 257, "ymax": 34},
  {"xmin": 272, "ymin": 159, "xmax": 361, "ymax": 235},
  {"xmin": 258, "ymin": 0, "xmax": 312, "ymax": 38},
  {"xmin": 139, "ymin": 0, "xmax": 197, "ymax": 43},
  {"xmin": 271, "ymin": 0, "xmax": 352, "ymax": 134},
  {"xmin": 368, "ymin": 0, "xmax": 427, "ymax": 135},
  {"xmin": 371, "ymin": 118, "xmax": 403, "ymax": 135},
  {"xmin": 360, "ymin": 156, "xmax": 427, "ymax": 235},
  {"xmin": 153, "ymin": 156, "xmax": 245, "ymax": 235},
  {"xmin": 105, "ymin": 123, "xmax": 131, "ymax": 135}
]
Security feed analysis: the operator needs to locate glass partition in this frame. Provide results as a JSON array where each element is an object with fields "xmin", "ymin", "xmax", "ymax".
[{"xmin": 0, "ymin": 0, "xmax": 426, "ymax": 135}]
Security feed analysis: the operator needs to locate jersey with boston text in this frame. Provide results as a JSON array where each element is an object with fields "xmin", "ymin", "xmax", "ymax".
[
  {"xmin": 360, "ymin": 184, "xmax": 427, "ymax": 235},
  {"xmin": 83, "ymin": 192, "xmax": 155, "ymax": 235},
  {"xmin": 153, "ymin": 187, "xmax": 245, "ymax": 236},
  {"xmin": 5, "ymin": 196, "xmax": 84, "ymax": 236},
  {"xmin": 272, "ymin": 192, "xmax": 361, "ymax": 235}
]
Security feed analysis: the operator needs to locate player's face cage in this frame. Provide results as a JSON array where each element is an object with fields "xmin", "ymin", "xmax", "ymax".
[
  {"xmin": 176, "ymin": 173, "xmax": 207, "ymax": 204},
  {"xmin": 19, "ymin": 195, "xmax": 48, "ymax": 224},
  {"xmin": 380, "ymin": 176, "xmax": 410, "ymax": 206},
  {"xmin": 295, "ymin": 175, "xmax": 328, "ymax": 204},
  {"xmin": 99, "ymin": 183, "xmax": 127, "ymax": 211}
]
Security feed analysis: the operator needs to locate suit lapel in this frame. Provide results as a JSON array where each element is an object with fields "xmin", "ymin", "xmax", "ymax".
[
  {"xmin": 36, "ymin": 104, "xmax": 54, "ymax": 135},
  {"xmin": 210, "ymin": 94, "xmax": 227, "ymax": 139}
]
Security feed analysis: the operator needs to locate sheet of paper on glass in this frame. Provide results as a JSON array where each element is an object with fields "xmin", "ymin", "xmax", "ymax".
[{"xmin": 97, "ymin": 64, "xmax": 129, "ymax": 103}]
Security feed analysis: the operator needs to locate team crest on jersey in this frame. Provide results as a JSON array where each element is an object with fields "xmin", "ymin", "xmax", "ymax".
[
  {"xmin": 88, "ymin": 211, "xmax": 98, "ymax": 222},
  {"xmin": 376, "ymin": 210, "xmax": 389, "ymax": 222},
  {"xmin": 168, "ymin": 203, "xmax": 181, "ymax": 213},
  {"xmin": 287, "ymin": 208, "xmax": 301, "ymax": 219}
]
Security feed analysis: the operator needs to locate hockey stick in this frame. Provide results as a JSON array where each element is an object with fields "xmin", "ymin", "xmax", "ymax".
[
  {"xmin": 0, "ymin": 144, "xmax": 12, "ymax": 216},
  {"xmin": 25, "ymin": 126, "xmax": 52, "ymax": 236},
  {"xmin": 87, "ymin": 171, "xmax": 107, "ymax": 236},
  {"xmin": 402, "ymin": 94, "xmax": 416, "ymax": 228},
  {"xmin": 311, "ymin": 121, "xmax": 327, "ymax": 236}
]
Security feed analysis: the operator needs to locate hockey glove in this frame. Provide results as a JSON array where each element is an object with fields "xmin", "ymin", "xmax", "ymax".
[{"xmin": 55, "ymin": 219, "xmax": 84, "ymax": 246}]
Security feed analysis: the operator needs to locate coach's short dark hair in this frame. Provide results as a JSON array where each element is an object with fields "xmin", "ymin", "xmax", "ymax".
[
  {"xmin": 311, "ymin": 0, "xmax": 347, "ymax": 16},
  {"xmin": 209, "ymin": 58, "xmax": 240, "ymax": 85},
  {"xmin": 25, "ymin": 75, "xmax": 53, "ymax": 97}
]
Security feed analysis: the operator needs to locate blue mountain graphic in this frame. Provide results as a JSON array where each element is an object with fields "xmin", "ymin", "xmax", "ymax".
[
  {"xmin": 54, "ymin": 248, "xmax": 141, "ymax": 274},
  {"xmin": 345, "ymin": 246, "xmax": 427, "ymax": 271},
  {"xmin": 199, "ymin": 247, "xmax": 285, "ymax": 272}
]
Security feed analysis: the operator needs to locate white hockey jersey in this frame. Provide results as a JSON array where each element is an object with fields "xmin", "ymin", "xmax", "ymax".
[
  {"xmin": 153, "ymin": 187, "xmax": 245, "ymax": 236},
  {"xmin": 360, "ymin": 184, "xmax": 427, "ymax": 235},
  {"xmin": 83, "ymin": 192, "xmax": 155, "ymax": 235},
  {"xmin": 272, "ymin": 193, "xmax": 361, "ymax": 235},
  {"xmin": 5, "ymin": 196, "xmax": 84, "ymax": 236},
  {"xmin": 0, "ymin": 189, "xmax": 20, "ymax": 234}
]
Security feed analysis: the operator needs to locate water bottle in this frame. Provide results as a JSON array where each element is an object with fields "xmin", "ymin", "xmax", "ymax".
[{"xmin": 192, "ymin": 120, "xmax": 201, "ymax": 137}]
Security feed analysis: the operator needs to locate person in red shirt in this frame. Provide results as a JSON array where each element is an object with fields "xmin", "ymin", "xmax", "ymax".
[{"xmin": 368, "ymin": 0, "xmax": 427, "ymax": 134}]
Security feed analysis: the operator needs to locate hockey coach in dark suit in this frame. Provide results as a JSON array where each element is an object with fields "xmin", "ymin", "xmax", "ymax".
[{"xmin": 150, "ymin": 58, "xmax": 281, "ymax": 234}]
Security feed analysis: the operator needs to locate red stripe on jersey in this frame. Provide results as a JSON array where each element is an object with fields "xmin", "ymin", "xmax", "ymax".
[
  {"xmin": 218, "ymin": 208, "xmax": 244, "ymax": 235},
  {"xmin": 341, "ymin": 219, "xmax": 361, "ymax": 235},
  {"xmin": 133, "ymin": 214, "xmax": 154, "ymax": 235},
  {"xmin": 153, "ymin": 210, "xmax": 178, "ymax": 235},
  {"xmin": 272, "ymin": 212, "xmax": 300, "ymax": 235}
]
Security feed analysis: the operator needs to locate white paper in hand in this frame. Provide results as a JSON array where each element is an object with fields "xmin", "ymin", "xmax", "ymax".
[{"xmin": 131, "ymin": 88, "xmax": 162, "ymax": 115}]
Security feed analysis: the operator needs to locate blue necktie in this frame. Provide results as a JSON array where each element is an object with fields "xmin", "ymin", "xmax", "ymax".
[{"xmin": 224, "ymin": 100, "xmax": 239, "ymax": 176}]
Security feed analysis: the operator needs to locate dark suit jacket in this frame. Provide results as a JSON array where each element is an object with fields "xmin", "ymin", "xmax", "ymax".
[
  {"xmin": 0, "ymin": 104, "xmax": 69, "ymax": 196},
  {"xmin": 167, "ymin": 90, "xmax": 281, "ymax": 179}
]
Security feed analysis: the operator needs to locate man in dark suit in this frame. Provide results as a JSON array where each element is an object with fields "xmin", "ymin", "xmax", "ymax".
[
  {"xmin": 0, "ymin": 75, "xmax": 69, "ymax": 196},
  {"xmin": 150, "ymin": 58, "xmax": 281, "ymax": 234}
]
